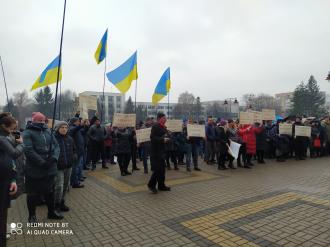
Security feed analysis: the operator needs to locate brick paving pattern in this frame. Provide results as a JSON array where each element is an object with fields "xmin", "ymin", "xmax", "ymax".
[{"xmin": 7, "ymin": 157, "xmax": 330, "ymax": 247}]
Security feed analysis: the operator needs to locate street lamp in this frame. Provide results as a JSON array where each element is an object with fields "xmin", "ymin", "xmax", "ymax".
[
  {"xmin": 224, "ymin": 98, "xmax": 239, "ymax": 119},
  {"xmin": 326, "ymin": 71, "xmax": 330, "ymax": 81}
]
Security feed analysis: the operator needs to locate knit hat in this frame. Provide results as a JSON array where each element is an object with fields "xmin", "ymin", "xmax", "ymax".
[
  {"xmin": 32, "ymin": 112, "xmax": 46, "ymax": 123},
  {"xmin": 157, "ymin": 112, "xmax": 166, "ymax": 120},
  {"xmin": 69, "ymin": 117, "xmax": 80, "ymax": 125},
  {"xmin": 219, "ymin": 120, "xmax": 227, "ymax": 126},
  {"xmin": 54, "ymin": 121, "xmax": 69, "ymax": 132}
]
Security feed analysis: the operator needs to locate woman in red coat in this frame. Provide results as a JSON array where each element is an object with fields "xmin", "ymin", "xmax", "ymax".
[{"xmin": 239, "ymin": 124, "xmax": 263, "ymax": 167}]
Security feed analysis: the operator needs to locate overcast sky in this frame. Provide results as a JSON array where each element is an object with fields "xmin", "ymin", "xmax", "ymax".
[{"xmin": 1, "ymin": 0, "xmax": 330, "ymax": 105}]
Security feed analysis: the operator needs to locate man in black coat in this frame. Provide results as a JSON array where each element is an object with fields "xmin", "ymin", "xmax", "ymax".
[{"xmin": 147, "ymin": 112, "xmax": 171, "ymax": 194}]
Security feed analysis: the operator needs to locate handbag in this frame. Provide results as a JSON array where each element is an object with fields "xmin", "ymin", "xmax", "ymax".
[{"xmin": 313, "ymin": 138, "xmax": 321, "ymax": 148}]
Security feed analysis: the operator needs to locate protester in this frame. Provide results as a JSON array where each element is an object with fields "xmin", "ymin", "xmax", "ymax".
[
  {"xmin": 69, "ymin": 117, "xmax": 85, "ymax": 188},
  {"xmin": 255, "ymin": 122, "xmax": 267, "ymax": 164},
  {"xmin": 148, "ymin": 112, "xmax": 171, "ymax": 194},
  {"xmin": 114, "ymin": 127, "xmax": 132, "ymax": 176},
  {"xmin": 239, "ymin": 123, "xmax": 263, "ymax": 168},
  {"xmin": 23, "ymin": 112, "xmax": 62, "ymax": 223},
  {"xmin": 0, "ymin": 113, "xmax": 24, "ymax": 246},
  {"xmin": 88, "ymin": 118, "xmax": 108, "ymax": 170},
  {"xmin": 205, "ymin": 116, "xmax": 216, "ymax": 164},
  {"xmin": 54, "ymin": 121, "xmax": 76, "ymax": 216},
  {"xmin": 139, "ymin": 118, "xmax": 153, "ymax": 174}
]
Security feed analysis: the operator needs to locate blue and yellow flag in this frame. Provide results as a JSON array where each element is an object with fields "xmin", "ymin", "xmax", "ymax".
[
  {"xmin": 94, "ymin": 29, "xmax": 108, "ymax": 64},
  {"xmin": 31, "ymin": 55, "xmax": 62, "ymax": 91},
  {"xmin": 152, "ymin": 67, "xmax": 171, "ymax": 105},
  {"xmin": 106, "ymin": 51, "xmax": 138, "ymax": 94}
]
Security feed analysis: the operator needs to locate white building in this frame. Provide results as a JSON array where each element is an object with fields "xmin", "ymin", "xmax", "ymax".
[
  {"xmin": 275, "ymin": 92, "xmax": 293, "ymax": 115},
  {"xmin": 201, "ymin": 100, "xmax": 240, "ymax": 118},
  {"xmin": 136, "ymin": 102, "xmax": 176, "ymax": 118},
  {"xmin": 79, "ymin": 91, "xmax": 125, "ymax": 121}
]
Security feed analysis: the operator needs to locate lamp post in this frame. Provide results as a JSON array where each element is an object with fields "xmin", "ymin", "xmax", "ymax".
[
  {"xmin": 326, "ymin": 71, "xmax": 330, "ymax": 81},
  {"xmin": 224, "ymin": 98, "xmax": 239, "ymax": 119}
]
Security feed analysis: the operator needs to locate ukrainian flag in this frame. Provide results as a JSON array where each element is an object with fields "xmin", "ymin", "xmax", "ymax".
[
  {"xmin": 152, "ymin": 67, "xmax": 171, "ymax": 105},
  {"xmin": 94, "ymin": 29, "xmax": 108, "ymax": 64},
  {"xmin": 31, "ymin": 55, "xmax": 62, "ymax": 91},
  {"xmin": 106, "ymin": 51, "xmax": 137, "ymax": 94}
]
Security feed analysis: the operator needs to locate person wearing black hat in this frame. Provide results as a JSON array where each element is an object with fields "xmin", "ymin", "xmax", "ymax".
[{"xmin": 147, "ymin": 112, "xmax": 171, "ymax": 194}]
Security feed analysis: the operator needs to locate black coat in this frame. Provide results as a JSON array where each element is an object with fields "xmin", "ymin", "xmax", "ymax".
[
  {"xmin": 215, "ymin": 126, "xmax": 228, "ymax": 155},
  {"xmin": 55, "ymin": 133, "xmax": 76, "ymax": 170},
  {"xmin": 114, "ymin": 128, "xmax": 132, "ymax": 155},
  {"xmin": 256, "ymin": 127, "xmax": 267, "ymax": 151},
  {"xmin": 0, "ymin": 128, "xmax": 24, "ymax": 208},
  {"xmin": 150, "ymin": 123, "xmax": 167, "ymax": 159},
  {"xmin": 69, "ymin": 125, "xmax": 85, "ymax": 155}
]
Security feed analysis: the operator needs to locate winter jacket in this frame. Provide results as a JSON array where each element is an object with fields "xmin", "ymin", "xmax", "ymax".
[
  {"xmin": 322, "ymin": 121, "xmax": 330, "ymax": 142},
  {"xmin": 205, "ymin": 123, "xmax": 216, "ymax": 141},
  {"xmin": 256, "ymin": 127, "xmax": 267, "ymax": 151},
  {"xmin": 88, "ymin": 124, "xmax": 107, "ymax": 143},
  {"xmin": 69, "ymin": 124, "xmax": 85, "ymax": 156},
  {"xmin": 150, "ymin": 123, "xmax": 167, "ymax": 159},
  {"xmin": 55, "ymin": 132, "xmax": 76, "ymax": 170},
  {"xmin": 215, "ymin": 126, "xmax": 229, "ymax": 155},
  {"xmin": 0, "ymin": 128, "xmax": 24, "ymax": 183},
  {"xmin": 114, "ymin": 128, "xmax": 132, "ymax": 155},
  {"xmin": 23, "ymin": 123, "xmax": 60, "ymax": 178},
  {"xmin": 239, "ymin": 125, "xmax": 263, "ymax": 155}
]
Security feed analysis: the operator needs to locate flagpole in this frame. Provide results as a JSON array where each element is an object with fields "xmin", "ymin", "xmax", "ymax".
[
  {"xmin": 0, "ymin": 56, "xmax": 10, "ymax": 112},
  {"xmin": 101, "ymin": 56, "xmax": 107, "ymax": 123},
  {"xmin": 58, "ymin": 80, "xmax": 62, "ymax": 120},
  {"xmin": 167, "ymin": 92, "xmax": 170, "ymax": 118},
  {"xmin": 49, "ymin": 0, "xmax": 67, "ymax": 157}
]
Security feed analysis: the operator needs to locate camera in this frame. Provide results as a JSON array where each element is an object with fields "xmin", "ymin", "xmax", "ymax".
[{"xmin": 13, "ymin": 131, "xmax": 20, "ymax": 139}]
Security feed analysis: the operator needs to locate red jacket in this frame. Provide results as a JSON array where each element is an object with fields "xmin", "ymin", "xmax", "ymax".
[{"xmin": 239, "ymin": 125, "xmax": 263, "ymax": 155}]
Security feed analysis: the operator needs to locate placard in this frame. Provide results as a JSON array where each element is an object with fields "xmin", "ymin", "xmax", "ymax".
[
  {"xmin": 250, "ymin": 111, "xmax": 263, "ymax": 124},
  {"xmin": 295, "ymin": 125, "xmax": 311, "ymax": 137},
  {"xmin": 187, "ymin": 124, "xmax": 205, "ymax": 138},
  {"xmin": 228, "ymin": 141, "xmax": 241, "ymax": 163},
  {"xmin": 262, "ymin": 109, "xmax": 276, "ymax": 121},
  {"xmin": 166, "ymin": 119, "xmax": 183, "ymax": 132},
  {"xmin": 279, "ymin": 124, "xmax": 292, "ymax": 136},
  {"xmin": 239, "ymin": 112, "xmax": 251, "ymax": 125},
  {"xmin": 112, "ymin": 113, "xmax": 136, "ymax": 128},
  {"xmin": 79, "ymin": 95, "xmax": 98, "ymax": 110},
  {"xmin": 136, "ymin": 128, "xmax": 151, "ymax": 144}
]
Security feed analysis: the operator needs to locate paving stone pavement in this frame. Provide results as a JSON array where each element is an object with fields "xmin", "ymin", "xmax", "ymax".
[{"xmin": 7, "ymin": 157, "xmax": 330, "ymax": 247}]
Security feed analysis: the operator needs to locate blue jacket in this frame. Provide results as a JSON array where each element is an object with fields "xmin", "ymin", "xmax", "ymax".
[
  {"xmin": 69, "ymin": 125, "xmax": 85, "ymax": 156},
  {"xmin": 205, "ymin": 124, "xmax": 216, "ymax": 141}
]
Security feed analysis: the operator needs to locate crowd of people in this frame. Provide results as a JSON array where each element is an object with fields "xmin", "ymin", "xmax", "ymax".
[{"xmin": 1, "ymin": 110, "xmax": 330, "ymax": 246}]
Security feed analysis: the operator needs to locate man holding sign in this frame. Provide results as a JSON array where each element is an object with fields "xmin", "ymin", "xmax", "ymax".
[{"xmin": 148, "ymin": 113, "xmax": 171, "ymax": 194}]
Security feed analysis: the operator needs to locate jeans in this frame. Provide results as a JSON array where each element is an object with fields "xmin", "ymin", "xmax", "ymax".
[
  {"xmin": 141, "ymin": 147, "xmax": 149, "ymax": 172},
  {"xmin": 55, "ymin": 168, "xmax": 72, "ymax": 204},
  {"xmin": 71, "ymin": 156, "xmax": 83, "ymax": 186}
]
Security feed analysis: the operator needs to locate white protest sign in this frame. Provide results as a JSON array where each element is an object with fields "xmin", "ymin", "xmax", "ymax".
[
  {"xmin": 228, "ymin": 141, "xmax": 241, "ymax": 165},
  {"xmin": 279, "ymin": 123, "xmax": 292, "ymax": 136},
  {"xmin": 262, "ymin": 109, "xmax": 276, "ymax": 121},
  {"xmin": 295, "ymin": 125, "xmax": 311, "ymax": 137},
  {"xmin": 136, "ymin": 128, "xmax": 151, "ymax": 144},
  {"xmin": 166, "ymin": 119, "xmax": 183, "ymax": 132},
  {"xmin": 187, "ymin": 124, "xmax": 205, "ymax": 138},
  {"xmin": 112, "ymin": 113, "xmax": 136, "ymax": 128}
]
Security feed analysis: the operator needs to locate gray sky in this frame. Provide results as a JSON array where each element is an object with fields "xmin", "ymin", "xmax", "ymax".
[{"xmin": 1, "ymin": 0, "xmax": 330, "ymax": 105}]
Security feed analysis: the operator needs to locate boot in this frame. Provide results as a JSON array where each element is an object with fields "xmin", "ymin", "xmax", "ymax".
[
  {"xmin": 174, "ymin": 164, "xmax": 179, "ymax": 170},
  {"xmin": 49, "ymin": 204, "xmax": 64, "ymax": 220},
  {"xmin": 28, "ymin": 215, "xmax": 38, "ymax": 224},
  {"xmin": 48, "ymin": 210, "xmax": 64, "ymax": 220},
  {"xmin": 60, "ymin": 200, "xmax": 70, "ymax": 212}
]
